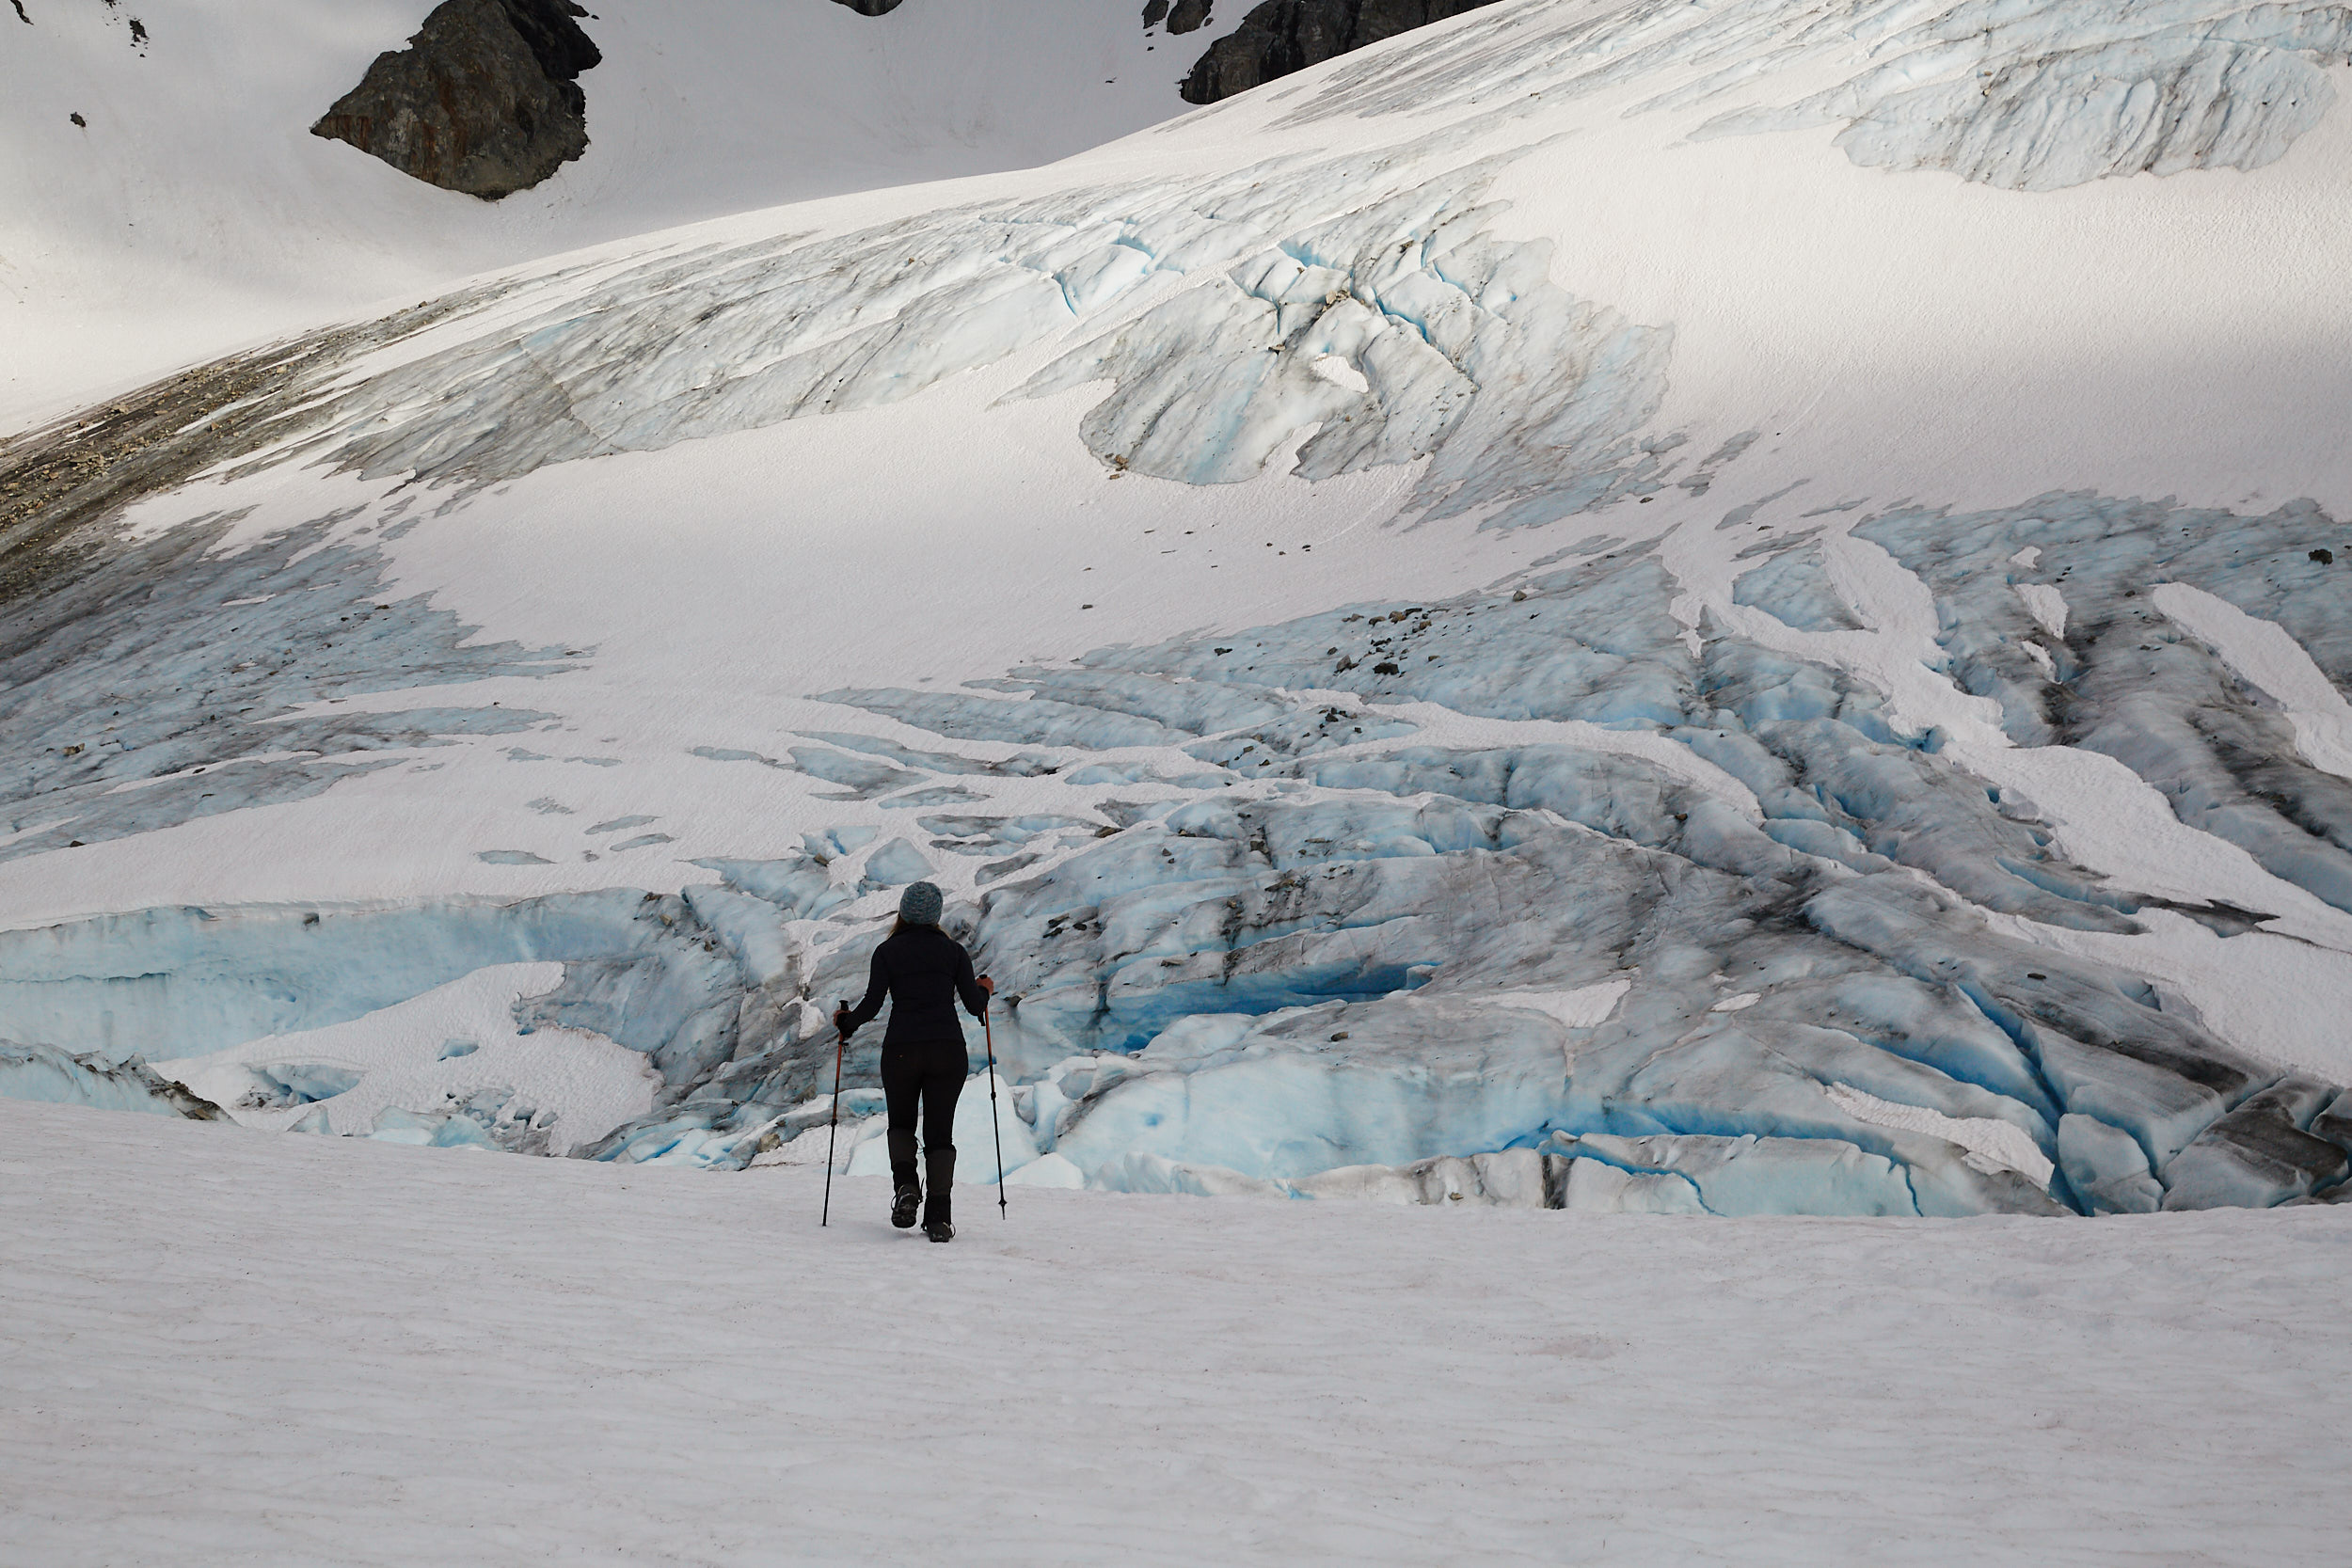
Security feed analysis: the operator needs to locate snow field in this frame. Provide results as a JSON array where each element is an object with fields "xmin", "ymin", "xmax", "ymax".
[
  {"xmin": 0, "ymin": 0, "xmax": 1224, "ymax": 427},
  {"xmin": 3, "ymin": 1094, "xmax": 2347, "ymax": 1567}
]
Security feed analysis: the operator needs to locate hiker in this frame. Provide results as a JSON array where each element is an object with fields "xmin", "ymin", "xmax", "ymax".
[{"xmin": 834, "ymin": 880, "xmax": 993, "ymax": 1242}]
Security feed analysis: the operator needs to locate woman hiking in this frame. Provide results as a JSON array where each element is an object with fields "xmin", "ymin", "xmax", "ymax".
[{"xmin": 833, "ymin": 881, "xmax": 993, "ymax": 1243}]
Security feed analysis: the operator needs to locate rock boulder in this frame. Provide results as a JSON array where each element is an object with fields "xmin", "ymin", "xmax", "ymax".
[
  {"xmin": 1180, "ymin": 0, "xmax": 1501, "ymax": 104},
  {"xmin": 310, "ymin": 0, "xmax": 601, "ymax": 200}
]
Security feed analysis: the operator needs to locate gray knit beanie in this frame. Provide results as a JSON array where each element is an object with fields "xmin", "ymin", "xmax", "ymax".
[{"xmin": 898, "ymin": 880, "xmax": 944, "ymax": 927}]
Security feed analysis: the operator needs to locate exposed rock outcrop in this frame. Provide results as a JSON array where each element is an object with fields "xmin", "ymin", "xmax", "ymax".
[
  {"xmin": 1180, "ymin": 0, "xmax": 1500, "ymax": 103},
  {"xmin": 310, "ymin": 0, "xmax": 601, "ymax": 200},
  {"xmin": 831, "ymin": 0, "xmax": 906, "ymax": 14}
]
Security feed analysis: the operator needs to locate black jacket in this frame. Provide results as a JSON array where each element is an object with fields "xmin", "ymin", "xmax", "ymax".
[{"xmin": 839, "ymin": 926, "xmax": 988, "ymax": 1048}]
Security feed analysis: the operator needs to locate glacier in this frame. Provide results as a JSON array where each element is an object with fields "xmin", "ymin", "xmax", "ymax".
[
  {"xmin": 119, "ymin": 130, "xmax": 1676, "ymax": 541},
  {"xmin": 0, "ymin": 1039, "xmax": 225, "ymax": 1120},
  {"xmin": 0, "ymin": 507, "xmax": 572, "ymax": 862},
  {"xmin": 1, "ymin": 0, "xmax": 2349, "ymax": 1222},
  {"xmin": 1274, "ymin": 0, "xmax": 2352, "ymax": 191},
  {"xmin": 22, "ymin": 521, "xmax": 2348, "ymax": 1218},
  {"xmin": 1853, "ymin": 493, "xmax": 2352, "ymax": 913}
]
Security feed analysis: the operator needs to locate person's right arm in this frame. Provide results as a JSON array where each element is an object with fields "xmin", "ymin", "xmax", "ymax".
[
  {"xmin": 834, "ymin": 946, "xmax": 889, "ymax": 1037},
  {"xmin": 954, "ymin": 942, "xmax": 992, "ymax": 1020}
]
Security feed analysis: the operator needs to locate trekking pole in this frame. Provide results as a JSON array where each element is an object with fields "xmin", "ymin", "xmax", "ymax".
[
  {"xmin": 820, "ymin": 1008, "xmax": 847, "ymax": 1227},
  {"xmin": 982, "ymin": 1006, "xmax": 1009, "ymax": 1220}
]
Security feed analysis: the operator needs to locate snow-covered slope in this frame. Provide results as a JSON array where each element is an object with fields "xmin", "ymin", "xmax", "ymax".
[
  {"xmin": 0, "ymin": 0, "xmax": 1222, "ymax": 424},
  {"xmin": 8, "ymin": 1096, "xmax": 2347, "ymax": 1564},
  {"xmin": 7, "ymin": 0, "xmax": 2352, "ymax": 1218}
]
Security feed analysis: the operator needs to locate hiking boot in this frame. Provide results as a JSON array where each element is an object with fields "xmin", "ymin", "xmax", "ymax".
[
  {"xmin": 923, "ymin": 1146, "xmax": 956, "ymax": 1230},
  {"xmin": 890, "ymin": 1182, "xmax": 922, "ymax": 1229},
  {"xmin": 925, "ymin": 1220, "xmax": 955, "ymax": 1243}
]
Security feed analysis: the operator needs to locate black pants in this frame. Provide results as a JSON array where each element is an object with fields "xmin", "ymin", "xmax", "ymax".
[{"xmin": 882, "ymin": 1038, "xmax": 966, "ymax": 1224}]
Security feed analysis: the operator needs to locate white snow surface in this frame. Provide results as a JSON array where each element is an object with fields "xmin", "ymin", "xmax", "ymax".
[
  {"xmin": 0, "ymin": 0, "xmax": 1226, "ymax": 425},
  {"xmin": 2154, "ymin": 579, "xmax": 2352, "ymax": 783},
  {"xmin": 4, "ymin": 1095, "xmax": 2349, "ymax": 1566},
  {"xmin": 1823, "ymin": 1080, "xmax": 2055, "ymax": 1190}
]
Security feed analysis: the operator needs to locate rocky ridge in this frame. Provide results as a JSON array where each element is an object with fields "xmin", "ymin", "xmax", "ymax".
[
  {"xmin": 1177, "ymin": 0, "xmax": 1501, "ymax": 103},
  {"xmin": 310, "ymin": 0, "xmax": 601, "ymax": 199}
]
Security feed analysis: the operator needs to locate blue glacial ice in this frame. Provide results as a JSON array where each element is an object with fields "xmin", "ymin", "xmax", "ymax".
[
  {"xmin": 1015, "ymin": 150, "xmax": 1674, "ymax": 526},
  {"xmin": 103, "ymin": 122, "xmax": 1674, "ymax": 544},
  {"xmin": 240, "ymin": 1061, "xmax": 364, "ymax": 1107},
  {"xmin": 7, "ymin": 483, "xmax": 2347, "ymax": 1216},
  {"xmin": 0, "ymin": 509, "xmax": 569, "ymax": 863},
  {"xmin": 775, "ymin": 514, "xmax": 2349, "ymax": 1213},
  {"xmin": 366, "ymin": 1096, "xmax": 535, "ymax": 1152},
  {"xmin": 0, "ymin": 1040, "xmax": 225, "ymax": 1120},
  {"xmin": 1551, "ymin": 1131, "xmax": 1918, "ymax": 1218},
  {"xmin": 1273, "ymin": 0, "xmax": 2352, "ymax": 191},
  {"xmin": 2058, "ymin": 1110, "xmax": 2165, "ymax": 1215},
  {"xmin": 1690, "ymin": 3, "xmax": 2352, "ymax": 191},
  {"xmin": 1855, "ymin": 493, "xmax": 2352, "ymax": 913},
  {"xmin": 0, "ymin": 889, "xmax": 787, "ymax": 1101},
  {"xmin": 2160, "ymin": 1073, "xmax": 2349, "ymax": 1210}
]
